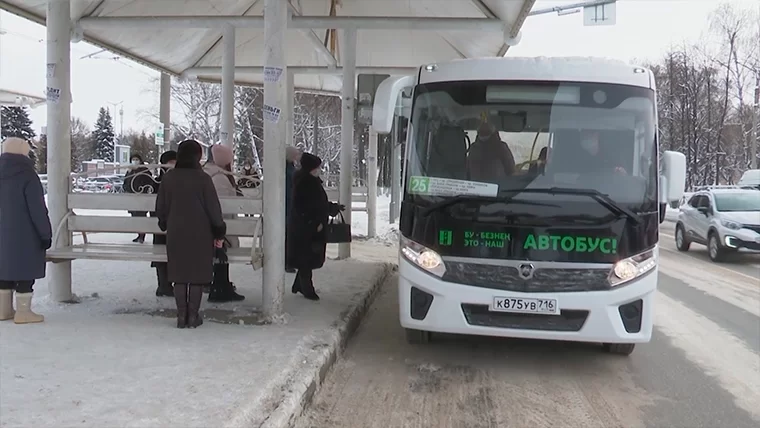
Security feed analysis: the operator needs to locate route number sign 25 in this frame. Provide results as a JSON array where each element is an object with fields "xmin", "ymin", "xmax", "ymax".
[{"xmin": 408, "ymin": 176, "xmax": 430, "ymax": 194}]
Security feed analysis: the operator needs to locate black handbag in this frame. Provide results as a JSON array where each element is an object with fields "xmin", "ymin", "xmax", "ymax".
[{"xmin": 325, "ymin": 212, "xmax": 352, "ymax": 243}]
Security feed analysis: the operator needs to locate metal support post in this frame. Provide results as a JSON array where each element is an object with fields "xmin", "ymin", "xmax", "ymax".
[
  {"xmin": 46, "ymin": 0, "xmax": 72, "ymax": 302},
  {"xmin": 367, "ymin": 127, "xmax": 378, "ymax": 238},
  {"xmin": 752, "ymin": 71, "xmax": 758, "ymax": 169},
  {"xmin": 159, "ymin": 73, "xmax": 171, "ymax": 151},
  {"xmin": 285, "ymin": 69, "xmax": 294, "ymax": 148},
  {"xmin": 262, "ymin": 0, "xmax": 287, "ymax": 318},
  {"xmin": 338, "ymin": 28, "xmax": 356, "ymax": 259},
  {"xmin": 220, "ymin": 24, "xmax": 235, "ymax": 149}
]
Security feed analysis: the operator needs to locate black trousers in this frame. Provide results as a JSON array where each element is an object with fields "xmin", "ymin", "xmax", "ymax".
[
  {"xmin": 293, "ymin": 268, "xmax": 314, "ymax": 294},
  {"xmin": 0, "ymin": 280, "xmax": 34, "ymax": 293},
  {"xmin": 131, "ymin": 211, "xmax": 147, "ymax": 240}
]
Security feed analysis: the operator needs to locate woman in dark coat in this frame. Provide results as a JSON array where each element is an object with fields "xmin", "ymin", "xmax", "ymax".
[
  {"xmin": 123, "ymin": 153, "xmax": 154, "ymax": 243},
  {"xmin": 286, "ymin": 153, "xmax": 344, "ymax": 301},
  {"xmin": 155, "ymin": 140, "xmax": 226, "ymax": 328},
  {"xmin": 151, "ymin": 150, "xmax": 177, "ymax": 297},
  {"xmin": 0, "ymin": 137, "xmax": 52, "ymax": 324}
]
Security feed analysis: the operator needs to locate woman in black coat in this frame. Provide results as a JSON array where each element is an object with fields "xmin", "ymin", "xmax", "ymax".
[
  {"xmin": 156, "ymin": 140, "xmax": 226, "ymax": 328},
  {"xmin": 286, "ymin": 153, "xmax": 344, "ymax": 301},
  {"xmin": 0, "ymin": 137, "xmax": 51, "ymax": 324},
  {"xmin": 123, "ymin": 153, "xmax": 154, "ymax": 243},
  {"xmin": 151, "ymin": 150, "xmax": 177, "ymax": 297}
]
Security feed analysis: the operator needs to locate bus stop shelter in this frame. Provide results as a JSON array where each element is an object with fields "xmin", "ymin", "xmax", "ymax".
[{"xmin": 0, "ymin": 0, "xmax": 536, "ymax": 318}]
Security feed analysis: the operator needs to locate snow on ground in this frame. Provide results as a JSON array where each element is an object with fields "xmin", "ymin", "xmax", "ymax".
[
  {"xmin": 665, "ymin": 205, "xmax": 679, "ymax": 223},
  {"xmin": 0, "ymin": 194, "xmax": 399, "ymax": 427},
  {"xmin": 0, "ymin": 245, "xmax": 393, "ymax": 427}
]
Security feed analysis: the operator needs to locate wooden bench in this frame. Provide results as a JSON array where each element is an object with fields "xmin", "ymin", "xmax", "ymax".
[{"xmin": 46, "ymin": 193, "xmax": 264, "ymax": 269}]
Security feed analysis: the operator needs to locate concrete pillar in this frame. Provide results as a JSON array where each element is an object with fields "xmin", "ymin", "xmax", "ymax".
[
  {"xmin": 46, "ymin": 0, "xmax": 72, "ymax": 302},
  {"xmin": 338, "ymin": 28, "xmax": 356, "ymax": 259},
  {"xmin": 367, "ymin": 127, "xmax": 378, "ymax": 238},
  {"xmin": 262, "ymin": 0, "xmax": 287, "ymax": 318},
  {"xmin": 220, "ymin": 24, "xmax": 235, "ymax": 148},
  {"xmin": 285, "ymin": 69, "xmax": 294, "ymax": 148},
  {"xmin": 159, "ymin": 73, "xmax": 171, "ymax": 151}
]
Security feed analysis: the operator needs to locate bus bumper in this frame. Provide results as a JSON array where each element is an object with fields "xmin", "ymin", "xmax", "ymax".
[{"xmin": 398, "ymin": 258, "xmax": 656, "ymax": 344}]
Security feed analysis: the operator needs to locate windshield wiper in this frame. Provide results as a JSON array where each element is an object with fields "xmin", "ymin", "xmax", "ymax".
[
  {"xmin": 420, "ymin": 196, "xmax": 559, "ymax": 217},
  {"xmin": 496, "ymin": 187, "xmax": 642, "ymax": 225}
]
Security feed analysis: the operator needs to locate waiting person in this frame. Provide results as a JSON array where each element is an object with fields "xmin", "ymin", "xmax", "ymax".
[
  {"xmin": 286, "ymin": 153, "xmax": 344, "ymax": 301},
  {"xmin": 0, "ymin": 137, "xmax": 52, "ymax": 324},
  {"xmin": 123, "ymin": 153, "xmax": 154, "ymax": 243},
  {"xmin": 285, "ymin": 146, "xmax": 301, "ymax": 273},
  {"xmin": 151, "ymin": 150, "xmax": 177, "ymax": 297},
  {"xmin": 156, "ymin": 140, "xmax": 226, "ymax": 329},
  {"xmin": 204, "ymin": 144, "xmax": 245, "ymax": 303}
]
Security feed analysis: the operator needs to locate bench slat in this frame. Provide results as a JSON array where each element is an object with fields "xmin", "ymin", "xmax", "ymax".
[
  {"xmin": 47, "ymin": 244, "xmax": 254, "ymax": 263},
  {"xmin": 69, "ymin": 216, "xmax": 259, "ymax": 236},
  {"xmin": 69, "ymin": 193, "xmax": 262, "ymax": 215}
]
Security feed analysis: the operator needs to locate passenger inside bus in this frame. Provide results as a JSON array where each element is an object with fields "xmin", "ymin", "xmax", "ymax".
[
  {"xmin": 579, "ymin": 130, "xmax": 627, "ymax": 175},
  {"xmin": 465, "ymin": 122, "xmax": 516, "ymax": 181}
]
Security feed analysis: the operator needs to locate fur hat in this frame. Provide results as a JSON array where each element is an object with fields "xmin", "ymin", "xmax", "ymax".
[
  {"xmin": 159, "ymin": 150, "xmax": 177, "ymax": 165},
  {"xmin": 1, "ymin": 137, "xmax": 31, "ymax": 157},
  {"xmin": 211, "ymin": 144, "xmax": 234, "ymax": 167},
  {"xmin": 300, "ymin": 152, "xmax": 322, "ymax": 172}
]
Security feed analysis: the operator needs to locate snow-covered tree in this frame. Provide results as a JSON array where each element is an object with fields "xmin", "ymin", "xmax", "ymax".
[
  {"xmin": 235, "ymin": 117, "xmax": 255, "ymax": 170},
  {"xmin": 1, "ymin": 106, "xmax": 36, "ymax": 141},
  {"xmin": 91, "ymin": 107, "xmax": 115, "ymax": 161}
]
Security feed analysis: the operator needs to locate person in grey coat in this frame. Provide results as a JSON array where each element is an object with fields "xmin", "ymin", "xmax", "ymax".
[
  {"xmin": 155, "ymin": 139, "xmax": 226, "ymax": 329},
  {"xmin": 0, "ymin": 137, "xmax": 52, "ymax": 324}
]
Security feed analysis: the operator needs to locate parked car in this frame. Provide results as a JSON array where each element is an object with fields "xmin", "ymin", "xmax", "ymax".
[
  {"xmin": 738, "ymin": 169, "xmax": 760, "ymax": 190},
  {"xmin": 675, "ymin": 188, "xmax": 760, "ymax": 262},
  {"xmin": 82, "ymin": 176, "xmax": 116, "ymax": 193}
]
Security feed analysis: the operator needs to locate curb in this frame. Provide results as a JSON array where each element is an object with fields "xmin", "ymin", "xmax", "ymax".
[{"xmin": 259, "ymin": 262, "xmax": 396, "ymax": 428}]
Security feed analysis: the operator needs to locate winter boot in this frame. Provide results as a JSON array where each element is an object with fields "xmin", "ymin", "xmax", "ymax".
[
  {"xmin": 187, "ymin": 285, "xmax": 204, "ymax": 328},
  {"xmin": 174, "ymin": 284, "xmax": 188, "ymax": 329},
  {"xmin": 13, "ymin": 293, "xmax": 44, "ymax": 324},
  {"xmin": 208, "ymin": 263, "xmax": 244, "ymax": 303},
  {"xmin": 155, "ymin": 265, "xmax": 174, "ymax": 297},
  {"xmin": 0, "ymin": 290, "xmax": 14, "ymax": 321}
]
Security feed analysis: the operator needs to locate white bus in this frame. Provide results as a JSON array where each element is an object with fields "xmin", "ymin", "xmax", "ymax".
[{"xmin": 393, "ymin": 57, "xmax": 686, "ymax": 355}]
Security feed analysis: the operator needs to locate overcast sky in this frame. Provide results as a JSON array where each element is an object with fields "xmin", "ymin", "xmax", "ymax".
[{"xmin": 0, "ymin": 0, "xmax": 756, "ymax": 135}]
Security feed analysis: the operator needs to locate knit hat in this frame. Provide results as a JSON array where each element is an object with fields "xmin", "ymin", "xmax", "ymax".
[
  {"xmin": 1, "ymin": 137, "xmax": 31, "ymax": 157},
  {"xmin": 211, "ymin": 144, "xmax": 234, "ymax": 167},
  {"xmin": 299, "ymin": 152, "xmax": 322, "ymax": 172}
]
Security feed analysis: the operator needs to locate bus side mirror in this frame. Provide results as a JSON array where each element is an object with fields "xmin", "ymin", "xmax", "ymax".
[{"xmin": 660, "ymin": 151, "xmax": 686, "ymax": 204}]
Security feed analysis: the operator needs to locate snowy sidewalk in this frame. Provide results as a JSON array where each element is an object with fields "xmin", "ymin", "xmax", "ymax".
[{"xmin": 0, "ymin": 240, "xmax": 398, "ymax": 428}]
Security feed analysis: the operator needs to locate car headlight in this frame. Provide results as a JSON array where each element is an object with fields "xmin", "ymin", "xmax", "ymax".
[
  {"xmin": 400, "ymin": 236, "xmax": 446, "ymax": 277},
  {"xmin": 608, "ymin": 248, "xmax": 657, "ymax": 287},
  {"xmin": 721, "ymin": 220, "xmax": 741, "ymax": 230}
]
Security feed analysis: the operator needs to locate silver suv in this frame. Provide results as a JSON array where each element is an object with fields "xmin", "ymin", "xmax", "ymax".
[{"xmin": 675, "ymin": 188, "xmax": 760, "ymax": 262}]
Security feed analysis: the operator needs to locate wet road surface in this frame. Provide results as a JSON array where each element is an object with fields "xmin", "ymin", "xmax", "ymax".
[{"xmin": 296, "ymin": 235, "xmax": 760, "ymax": 428}]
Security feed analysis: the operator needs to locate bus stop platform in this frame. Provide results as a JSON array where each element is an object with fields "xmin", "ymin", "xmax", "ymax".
[{"xmin": 0, "ymin": 239, "xmax": 398, "ymax": 428}]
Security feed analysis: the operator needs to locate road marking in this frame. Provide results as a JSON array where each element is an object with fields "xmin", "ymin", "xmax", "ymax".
[
  {"xmin": 656, "ymin": 292, "xmax": 760, "ymax": 420},
  {"xmin": 659, "ymin": 233, "xmax": 759, "ymax": 282}
]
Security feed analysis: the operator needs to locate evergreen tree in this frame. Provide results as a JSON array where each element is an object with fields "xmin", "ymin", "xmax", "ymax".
[
  {"xmin": 36, "ymin": 134, "xmax": 48, "ymax": 173},
  {"xmin": 1, "ymin": 106, "xmax": 36, "ymax": 141},
  {"xmin": 91, "ymin": 107, "xmax": 115, "ymax": 161},
  {"xmin": 235, "ymin": 121, "xmax": 255, "ymax": 169}
]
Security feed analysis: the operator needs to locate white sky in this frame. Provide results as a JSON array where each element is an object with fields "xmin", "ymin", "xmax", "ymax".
[{"xmin": 0, "ymin": 0, "xmax": 756, "ymax": 135}]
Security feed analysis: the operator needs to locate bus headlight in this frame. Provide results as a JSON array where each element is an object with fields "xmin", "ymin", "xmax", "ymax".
[
  {"xmin": 608, "ymin": 249, "xmax": 657, "ymax": 287},
  {"xmin": 400, "ymin": 236, "xmax": 446, "ymax": 277}
]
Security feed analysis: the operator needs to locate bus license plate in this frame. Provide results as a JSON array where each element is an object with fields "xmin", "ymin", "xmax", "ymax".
[{"xmin": 491, "ymin": 297, "xmax": 559, "ymax": 315}]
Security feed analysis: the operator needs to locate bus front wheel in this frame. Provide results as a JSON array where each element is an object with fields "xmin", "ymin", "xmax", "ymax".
[
  {"xmin": 405, "ymin": 328, "xmax": 431, "ymax": 345},
  {"xmin": 603, "ymin": 343, "xmax": 635, "ymax": 355}
]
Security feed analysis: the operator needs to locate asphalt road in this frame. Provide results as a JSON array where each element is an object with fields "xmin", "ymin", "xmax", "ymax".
[{"xmin": 296, "ymin": 235, "xmax": 760, "ymax": 428}]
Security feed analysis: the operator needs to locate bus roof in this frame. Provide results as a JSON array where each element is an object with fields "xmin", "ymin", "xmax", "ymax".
[{"xmin": 418, "ymin": 57, "xmax": 653, "ymax": 89}]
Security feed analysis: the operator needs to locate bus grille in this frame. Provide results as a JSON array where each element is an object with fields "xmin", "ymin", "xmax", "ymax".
[{"xmin": 443, "ymin": 261, "xmax": 610, "ymax": 292}]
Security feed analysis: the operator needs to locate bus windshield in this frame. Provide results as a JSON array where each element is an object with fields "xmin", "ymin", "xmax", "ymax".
[{"xmin": 405, "ymin": 81, "xmax": 659, "ymax": 221}]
